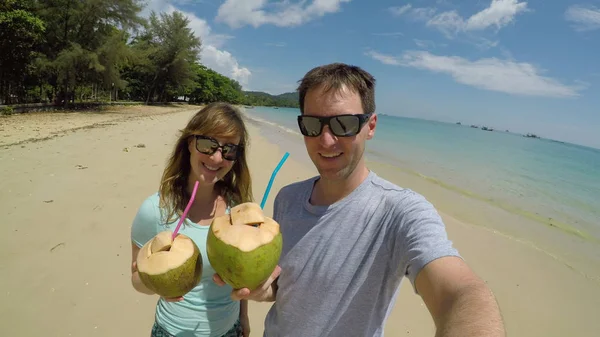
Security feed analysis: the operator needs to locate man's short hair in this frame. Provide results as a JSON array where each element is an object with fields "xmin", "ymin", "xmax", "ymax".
[{"xmin": 297, "ymin": 63, "xmax": 376, "ymax": 115}]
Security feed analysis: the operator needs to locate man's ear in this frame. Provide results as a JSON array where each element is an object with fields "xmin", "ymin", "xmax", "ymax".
[{"xmin": 366, "ymin": 114, "xmax": 377, "ymax": 140}]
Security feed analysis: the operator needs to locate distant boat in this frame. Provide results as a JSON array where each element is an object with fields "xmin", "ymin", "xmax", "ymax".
[
  {"xmin": 481, "ymin": 126, "xmax": 493, "ymax": 131},
  {"xmin": 524, "ymin": 133, "xmax": 540, "ymax": 139}
]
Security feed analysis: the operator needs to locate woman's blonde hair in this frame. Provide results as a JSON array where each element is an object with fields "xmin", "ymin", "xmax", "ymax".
[{"xmin": 158, "ymin": 102, "xmax": 253, "ymax": 224}]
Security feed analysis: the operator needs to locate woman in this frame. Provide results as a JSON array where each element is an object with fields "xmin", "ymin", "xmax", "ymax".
[{"xmin": 130, "ymin": 102, "xmax": 253, "ymax": 337}]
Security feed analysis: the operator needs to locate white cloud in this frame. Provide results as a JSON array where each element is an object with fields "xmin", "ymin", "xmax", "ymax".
[
  {"xmin": 265, "ymin": 42, "xmax": 287, "ymax": 47},
  {"xmin": 414, "ymin": 39, "xmax": 436, "ymax": 49},
  {"xmin": 171, "ymin": 0, "xmax": 213, "ymax": 5},
  {"xmin": 366, "ymin": 51, "xmax": 402, "ymax": 66},
  {"xmin": 464, "ymin": 0, "xmax": 529, "ymax": 31},
  {"xmin": 139, "ymin": 0, "xmax": 171, "ymax": 17},
  {"xmin": 215, "ymin": 0, "xmax": 352, "ymax": 29},
  {"xmin": 426, "ymin": 10, "xmax": 463, "ymax": 37},
  {"xmin": 565, "ymin": 5, "xmax": 600, "ymax": 31},
  {"xmin": 393, "ymin": 0, "xmax": 529, "ymax": 37},
  {"xmin": 372, "ymin": 32, "xmax": 404, "ymax": 37},
  {"xmin": 409, "ymin": 7, "xmax": 438, "ymax": 22},
  {"xmin": 365, "ymin": 50, "xmax": 583, "ymax": 98},
  {"xmin": 169, "ymin": 7, "xmax": 233, "ymax": 49},
  {"xmin": 201, "ymin": 46, "xmax": 252, "ymax": 85},
  {"xmin": 389, "ymin": 4, "xmax": 412, "ymax": 17},
  {"xmin": 140, "ymin": 0, "xmax": 252, "ymax": 87}
]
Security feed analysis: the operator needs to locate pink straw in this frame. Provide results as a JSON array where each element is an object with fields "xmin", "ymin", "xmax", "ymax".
[{"xmin": 172, "ymin": 180, "xmax": 199, "ymax": 240}]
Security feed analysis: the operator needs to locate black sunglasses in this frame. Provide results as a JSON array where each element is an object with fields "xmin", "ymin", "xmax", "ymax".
[
  {"xmin": 194, "ymin": 135, "xmax": 241, "ymax": 161},
  {"xmin": 297, "ymin": 114, "xmax": 372, "ymax": 137}
]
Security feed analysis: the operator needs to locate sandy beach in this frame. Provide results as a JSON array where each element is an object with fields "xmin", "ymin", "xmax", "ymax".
[{"xmin": 1, "ymin": 105, "xmax": 598, "ymax": 337}]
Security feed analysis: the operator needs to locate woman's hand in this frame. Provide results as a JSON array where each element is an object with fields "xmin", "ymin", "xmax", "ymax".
[
  {"xmin": 131, "ymin": 260, "xmax": 156, "ymax": 295},
  {"xmin": 240, "ymin": 314, "xmax": 251, "ymax": 337},
  {"xmin": 132, "ymin": 259, "xmax": 184, "ymax": 301}
]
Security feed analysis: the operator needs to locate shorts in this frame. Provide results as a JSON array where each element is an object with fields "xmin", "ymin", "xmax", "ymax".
[{"xmin": 151, "ymin": 319, "xmax": 243, "ymax": 337}]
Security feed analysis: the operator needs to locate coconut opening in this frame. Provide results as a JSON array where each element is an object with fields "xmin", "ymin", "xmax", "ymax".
[
  {"xmin": 150, "ymin": 231, "xmax": 174, "ymax": 253},
  {"xmin": 153, "ymin": 244, "xmax": 171, "ymax": 252},
  {"xmin": 137, "ymin": 232, "xmax": 197, "ymax": 275},
  {"xmin": 212, "ymin": 211, "xmax": 280, "ymax": 252},
  {"xmin": 230, "ymin": 202, "xmax": 265, "ymax": 227}
]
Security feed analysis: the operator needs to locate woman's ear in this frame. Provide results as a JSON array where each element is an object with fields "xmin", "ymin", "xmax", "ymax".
[{"xmin": 187, "ymin": 136, "xmax": 195, "ymax": 153}]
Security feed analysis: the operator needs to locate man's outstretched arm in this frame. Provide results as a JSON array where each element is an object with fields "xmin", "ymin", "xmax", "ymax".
[{"xmin": 415, "ymin": 256, "xmax": 505, "ymax": 337}]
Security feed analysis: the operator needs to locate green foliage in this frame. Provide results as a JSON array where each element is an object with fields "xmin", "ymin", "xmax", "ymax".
[
  {"xmin": 0, "ymin": 2, "xmax": 46, "ymax": 104},
  {"xmin": 242, "ymin": 91, "xmax": 299, "ymax": 108},
  {"xmin": 1, "ymin": 106, "xmax": 15, "ymax": 115},
  {"xmin": 126, "ymin": 10, "xmax": 202, "ymax": 103},
  {"xmin": 0, "ymin": 0, "xmax": 297, "ymax": 109}
]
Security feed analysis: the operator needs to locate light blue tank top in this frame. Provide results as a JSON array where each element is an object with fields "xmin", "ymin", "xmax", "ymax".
[{"xmin": 131, "ymin": 192, "xmax": 239, "ymax": 336}]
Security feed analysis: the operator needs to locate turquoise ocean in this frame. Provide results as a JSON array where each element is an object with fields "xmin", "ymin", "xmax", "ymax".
[{"xmin": 243, "ymin": 106, "xmax": 600, "ymax": 245}]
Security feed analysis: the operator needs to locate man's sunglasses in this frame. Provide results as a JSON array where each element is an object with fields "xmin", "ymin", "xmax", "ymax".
[
  {"xmin": 297, "ymin": 114, "xmax": 372, "ymax": 137},
  {"xmin": 194, "ymin": 135, "xmax": 241, "ymax": 161}
]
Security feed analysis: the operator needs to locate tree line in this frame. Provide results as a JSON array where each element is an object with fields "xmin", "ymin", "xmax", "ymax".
[{"xmin": 0, "ymin": 0, "xmax": 299, "ymax": 108}]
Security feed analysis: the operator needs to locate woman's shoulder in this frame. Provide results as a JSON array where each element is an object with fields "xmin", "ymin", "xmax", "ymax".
[
  {"xmin": 130, "ymin": 192, "xmax": 163, "ymax": 247},
  {"xmin": 135, "ymin": 192, "xmax": 163, "ymax": 219},
  {"xmin": 140, "ymin": 192, "xmax": 161, "ymax": 209}
]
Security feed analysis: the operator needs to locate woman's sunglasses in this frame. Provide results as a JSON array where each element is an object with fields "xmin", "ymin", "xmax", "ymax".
[
  {"xmin": 297, "ymin": 114, "xmax": 372, "ymax": 137},
  {"xmin": 194, "ymin": 135, "xmax": 241, "ymax": 161}
]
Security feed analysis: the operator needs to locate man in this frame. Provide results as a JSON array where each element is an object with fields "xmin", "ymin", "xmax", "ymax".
[{"xmin": 215, "ymin": 63, "xmax": 505, "ymax": 336}]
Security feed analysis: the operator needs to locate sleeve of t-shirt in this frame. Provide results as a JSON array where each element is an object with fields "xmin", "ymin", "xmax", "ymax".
[
  {"xmin": 394, "ymin": 191, "xmax": 461, "ymax": 294},
  {"xmin": 271, "ymin": 185, "xmax": 290, "ymax": 223},
  {"xmin": 130, "ymin": 195, "xmax": 161, "ymax": 248}
]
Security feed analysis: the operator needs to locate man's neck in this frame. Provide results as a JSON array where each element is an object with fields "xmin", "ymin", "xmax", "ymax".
[{"xmin": 311, "ymin": 165, "xmax": 370, "ymax": 206}]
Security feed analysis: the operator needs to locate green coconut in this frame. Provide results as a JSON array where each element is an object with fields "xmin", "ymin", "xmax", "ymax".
[
  {"xmin": 206, "ymin": 202, "xmax": 283, "ymax": 290},
  {"xmin": 136, "ymin": 231, "xmax": 203, "ymax": 298}
]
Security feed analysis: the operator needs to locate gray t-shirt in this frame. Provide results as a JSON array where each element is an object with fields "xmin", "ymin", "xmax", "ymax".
[{"xmin": 262, "ymin": 170, "xmax": 461, "ymax": 337}]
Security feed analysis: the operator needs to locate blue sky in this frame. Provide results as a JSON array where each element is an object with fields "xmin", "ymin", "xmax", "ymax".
[{"xmin": 142, "ymin": 0, "xmax": 600, "ymax": 149}]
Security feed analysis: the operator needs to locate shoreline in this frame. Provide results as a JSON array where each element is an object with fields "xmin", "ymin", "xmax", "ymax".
[
  {"xmin": 241, "ymin": 107, "xmax": 599, "ymax": 242},
  {"xmin": 366, "ymin": 147, "xmax": 597, "ymax": 242},
  {"xmin": 240, "ymin": 108, "xmax": 600, "ymax": 284}
]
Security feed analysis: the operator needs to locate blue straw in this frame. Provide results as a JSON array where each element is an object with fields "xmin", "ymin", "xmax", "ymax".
[{"xmin": 260, "ymin": 152, "xmax": 290, "ymax": 209}]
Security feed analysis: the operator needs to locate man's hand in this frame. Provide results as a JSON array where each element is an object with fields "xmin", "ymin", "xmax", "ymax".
[{"xmin": 213, "ymin": 265, "xmax": 281, "ymax": 302}]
